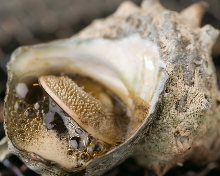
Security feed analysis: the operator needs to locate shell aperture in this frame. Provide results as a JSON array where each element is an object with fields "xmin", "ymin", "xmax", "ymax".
[{"xmin": 4, "ymin": 34, "xmax": 167, "ymax": 175}]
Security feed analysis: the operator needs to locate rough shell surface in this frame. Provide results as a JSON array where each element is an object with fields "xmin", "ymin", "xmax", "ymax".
[{"xmin": 74, "ymin": 1, "xmax": 220, "ymax": 175}]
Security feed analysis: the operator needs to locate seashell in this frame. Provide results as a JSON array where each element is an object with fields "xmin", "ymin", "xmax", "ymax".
[{"xmin": 3, "ymin": 0, "xmax": 220, "ymax": 175}]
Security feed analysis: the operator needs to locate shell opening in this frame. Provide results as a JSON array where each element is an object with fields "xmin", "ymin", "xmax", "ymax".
[{"xmin": 5, "ymin": 35, "xmax": 167, "ymax": 172}]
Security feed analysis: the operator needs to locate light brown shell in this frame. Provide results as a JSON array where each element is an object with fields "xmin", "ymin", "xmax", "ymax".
[{"xmin": 4, "ymin": 0, "xmax": 220, "ymax": 176}]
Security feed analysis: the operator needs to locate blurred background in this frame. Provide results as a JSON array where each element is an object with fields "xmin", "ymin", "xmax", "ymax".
[{"xmin": 0, "ymin": 0, "xmax": 220, "ymax": 175}]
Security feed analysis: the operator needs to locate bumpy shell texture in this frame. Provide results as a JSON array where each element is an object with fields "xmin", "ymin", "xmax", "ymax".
[{"xmin": 4, "ymin": 0, "xmax": 220, "ymax": 176}]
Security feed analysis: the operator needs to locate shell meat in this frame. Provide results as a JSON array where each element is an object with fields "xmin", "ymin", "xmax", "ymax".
[{"xmin": 3, "ymin": 0, "xmax": 220, "ymax": 176}]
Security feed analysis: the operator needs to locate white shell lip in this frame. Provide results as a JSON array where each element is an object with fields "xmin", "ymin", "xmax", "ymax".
[
  {"xmin": 7, "ymin": 34, "xmax": 167, "ymax": 108},
  {"xmin": 5, "ymin": 34, "xmax": 168, "ymax": 170}
]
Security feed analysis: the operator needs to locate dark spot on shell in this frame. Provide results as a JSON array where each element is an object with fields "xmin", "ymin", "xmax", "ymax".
[
  {"xmin": 24, "ymin": 83, "xmax": 43, "ymax": 104},
  {"xmin": 44, "ymin": 112, "xmax": 67, "ymax": 134},
  {"xmin": 80, "ymin": 153, "xmax": 89, "ymax": 161},
  {"xmin": 67, "ymin": 150, "xmax": 74, "ymax": 155},
  {"xmin": 94, "ymin": 142, "xmax": 103, "ymax": 153},
  {"xmin": 89, "ymin": 136, "xmax": 96, "ymax": 144},
  {"xmin": 175, "ymin": 94, "xmax": 187, "ymax": 112}
]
